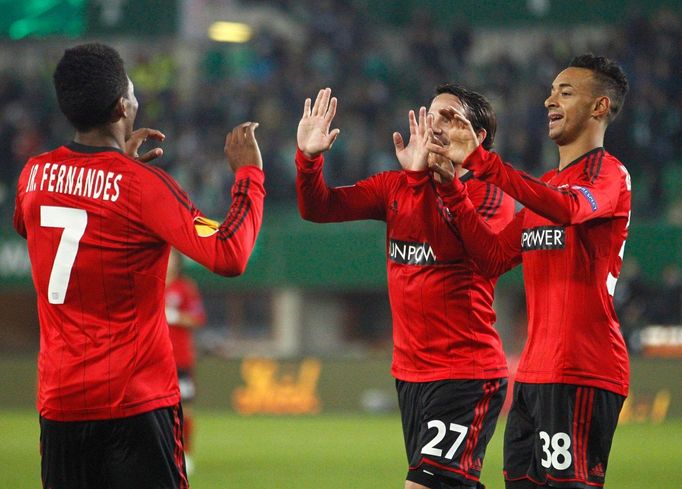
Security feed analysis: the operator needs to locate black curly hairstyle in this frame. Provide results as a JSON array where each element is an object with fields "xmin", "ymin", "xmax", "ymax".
[
  {"xmin": 432, "ymin": 83, "xmax": 497, "ymax": 150},
  {"xmin": 53, "ymin": 43, "xmax": 129, "ymax": 132},
  {"xmin": 569, "ymin": 54, "xmax": 629, "ymax": 123}
]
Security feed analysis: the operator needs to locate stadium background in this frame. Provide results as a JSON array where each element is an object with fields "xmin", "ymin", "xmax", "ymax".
[{"xmin": 0, "ymin": 0, "xmax": 681, "ymax": 487}]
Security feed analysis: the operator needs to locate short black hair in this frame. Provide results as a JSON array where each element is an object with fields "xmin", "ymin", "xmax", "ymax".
[
  {"xmin": 53, "ymin": 43, "xmax": 129, "ymax": 132},
  {"xmin": 569, "ymin": 54, "xmax": 629, "ymax": 123},
  {"xmin": 433, "ymin": 84, "xmax": 497, "ymax": 150}
]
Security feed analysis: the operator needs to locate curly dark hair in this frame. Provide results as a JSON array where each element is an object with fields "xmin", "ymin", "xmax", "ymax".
[
  {"xmin": 53, "ymin": 43, "xmax": 129, "ymax": 132},
  {"xmin": 569, "ymin": 54, "xmax": 629, "ymax": 123},
  {"xmin": 433, "ymin": 83, "xmax": 497, "ymax": 150}
]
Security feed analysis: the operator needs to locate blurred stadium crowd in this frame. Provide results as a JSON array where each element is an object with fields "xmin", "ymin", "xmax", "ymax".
[{"xmin": 0, "ymin": 2, "xmax": 680, "ymax": 346}]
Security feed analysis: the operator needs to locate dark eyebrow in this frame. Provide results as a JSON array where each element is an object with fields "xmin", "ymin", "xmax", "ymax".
[{"xmin": 550, "ymin": 82, "xmax": 575, "ymax": 92}]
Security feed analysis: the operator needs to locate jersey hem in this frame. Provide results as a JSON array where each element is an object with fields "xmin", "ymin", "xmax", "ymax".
[
  {"xmin": 392, "ymin": 366, "xmax": 508, "ymax": 382},
  {"xmin": 38, "ymin": 393, "xmax": 181, "ymax": 422},
  {"xmin": 513, "ymin": 375, "xmax": 628, "ymax": 396}
]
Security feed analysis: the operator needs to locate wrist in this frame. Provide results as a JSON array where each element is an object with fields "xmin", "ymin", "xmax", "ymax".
[
  {"xmin": 436, "ymin": 177, "xmax": 466, "ymax": 201},
  {"xmin": 296, "ymin": 147, "xmax": 324, "ymax": 171}
]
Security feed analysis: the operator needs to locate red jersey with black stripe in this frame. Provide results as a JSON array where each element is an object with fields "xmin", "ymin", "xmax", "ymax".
[
  {"xmin": 296, "ymin": 149, "xmax": 514, "ymax": 382},
  {"xmin": 13, "ymin": 142, "xmax": 264, "ymax": 421},
  {"xmin": 439, "ymin": 146, "xmax": 630, "ymax": 395}
]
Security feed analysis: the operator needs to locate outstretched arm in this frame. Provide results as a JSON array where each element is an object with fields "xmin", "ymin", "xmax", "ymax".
[
  {"xmin": 296, "ymin": 88, "xmax": 386, "ymax": 223},
  {"xmin": 427, "ymin": 106, "xmax": 626, "ymax": 225}
]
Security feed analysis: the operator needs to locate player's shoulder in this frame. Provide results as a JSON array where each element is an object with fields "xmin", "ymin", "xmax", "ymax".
[
  {"xmin": 24, "ymin": 145, "xmax": 69, "ymax": 166},
  {"xmin": 375, "ymin": 169, "xmax": 403, "ymax": 181},
  {"xmin": 116, "ymin": 153, "xmax": 180, "ymax": 189},
  {"xmin": 581, "ymin": 146, "xmax": 626, "ymax": 175},
  {"xmin": 361, "ymin": 169, "xmax": 403, "ymax": 190},
  {"xmin": 123, "ymin": 158, "xmax": 193, "ymax": 209},
  {"xmin": 601, "ymin": 150, "xmax": 628, "ymax": 172},
  {"xmin": 585, "ymin": 148, "xmax": 629, "ymax": 183}
]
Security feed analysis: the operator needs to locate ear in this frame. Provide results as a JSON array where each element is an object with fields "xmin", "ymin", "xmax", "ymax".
[
  {"xmin": 592, "ymin": 96, "xmax": 610, "ymax": 120},
  {"xmin": 476, "ymin": 128, "xmax": 487, "ymax": 146},
  {"xmin": 110, "ymin": 97, "xmax": 126, "ymax": 122}
]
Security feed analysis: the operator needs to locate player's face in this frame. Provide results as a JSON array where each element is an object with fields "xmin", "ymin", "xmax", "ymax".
[
  {"xmin": 428, "ymin": 93, "xmax": 464, "ymax": 147},
  {"xmin": 122, "ymin": 77, "xmax": 139, "ymax": 140},
  {"xmin": 544, "ymin": 67, "xmax": 598, "ymax": 146},
  {"xmin": 428, "ymin": 93, "xmax": 466, "ymax": 167}
]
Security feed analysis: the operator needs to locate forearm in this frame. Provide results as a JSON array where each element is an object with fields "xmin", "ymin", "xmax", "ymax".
[
  {"xmin": 438, "ymin": 178, "xmax": 520, "ymax": 277},
  {"xmin": 464, "ymin": 146, "xmax": 583, "ymax": 224},
  {"xmin": 157, "ymin": 166, "xmax": 266, "ymax": 277},
  {"xmin": 205, "ymin": 166, "xmax": 265, "ymax": 275},
  {"xmin": 295, "ymin": 148, "xmax": 384, "ymax": 222}
]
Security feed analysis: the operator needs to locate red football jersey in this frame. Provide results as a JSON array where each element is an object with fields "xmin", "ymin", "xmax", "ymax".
[
  {"xmin": 296, "ymin": 149, "xmax": 514, "ymax": 382},
  {"xmin": 439, "ymin": 146, "xmax": 630, "ymax": 396},
  {"xmin": 13, "ymin": 142, "xmax": 264, "ymax": 421},
  {"xmin": 166, "ymin": 275, "xmax": 206, "ymax": 370}
]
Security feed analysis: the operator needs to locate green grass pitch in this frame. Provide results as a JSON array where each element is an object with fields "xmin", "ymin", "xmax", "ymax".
[{"xmin": 1, "ymin": 410, "xmax": 681, "ymax": 488}]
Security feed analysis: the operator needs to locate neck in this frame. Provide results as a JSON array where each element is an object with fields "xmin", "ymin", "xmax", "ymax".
[
  {"xmin": 73, "ymin": 126, "xmax": 125, "ymax": 150},
  {"xmin": 557, "ymin": 130, "xmax": 605, "ymax": 170}
]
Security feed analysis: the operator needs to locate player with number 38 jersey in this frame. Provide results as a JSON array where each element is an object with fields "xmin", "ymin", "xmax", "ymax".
[{"xmin": 428, "ymin": 54, "xmax": 631, "ymax": 489}]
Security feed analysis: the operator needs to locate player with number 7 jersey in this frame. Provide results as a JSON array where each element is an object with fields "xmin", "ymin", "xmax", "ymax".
[
  {"xmin": 13, "ymin": 42, "xmax": 266, "ymax": 489},
  {"xmin": 14, "ymin": 140, "xmax": 265, "ymax": 422},
  {"xmin": 13, "ymin": 51, "xmax": 265, "ymax": 428}
]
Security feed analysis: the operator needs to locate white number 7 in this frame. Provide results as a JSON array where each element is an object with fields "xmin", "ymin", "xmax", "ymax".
[
  {"xmin": 421, "ymin": 420, "xmax": 469, "ymax": 460},
  {"xmin": 40, "ymin": 206, "xmax": 88, "ymax": 305}
]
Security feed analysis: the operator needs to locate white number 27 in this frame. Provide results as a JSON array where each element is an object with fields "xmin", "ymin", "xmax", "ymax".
[
  {"xmin": 40, "ymin": 206, "xmax": 88, "ymax": 304},
  {"xmin": 421, "ymin": 420, "xmax": 469, "ymax": 460}
]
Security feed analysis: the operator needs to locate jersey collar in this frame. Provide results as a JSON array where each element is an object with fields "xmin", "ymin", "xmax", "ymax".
[
  {"xmin": 557, "ymin": 146, "xmax": 604, "ymax": 173},
  {"xmin": 66, "ymin": 141, "xmax": 125, "ymax": 154}
]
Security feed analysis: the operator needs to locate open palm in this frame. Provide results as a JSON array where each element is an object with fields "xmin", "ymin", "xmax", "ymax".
[
  {"xmin": 297, "ymin": 88, "xmax": 341, "ymax": 158},
  {"xmin": 393, "ymin": 106, "xmax": 430, "ymax": 171}
]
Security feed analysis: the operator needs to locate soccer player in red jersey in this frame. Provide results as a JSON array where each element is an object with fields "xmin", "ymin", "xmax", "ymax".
[
  {"xmin": 165, "ymin": 248, "xmax": 207, "ymax": 475},
  {"xmin": 427, "ymin": 55, "xmax": 631, "ymax": 489},
  {"xmin": 296, "ymin": 87, "xmax": 514, "ymax": 489},
  {"xmin": 12, "ymin": 43, "xmax": 265, "ymax": 489}
]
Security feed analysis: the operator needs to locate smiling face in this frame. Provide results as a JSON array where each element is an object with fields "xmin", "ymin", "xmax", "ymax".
[{"xmin": 544, "ymin": 67, "xmax": 601, "ymax": 146}]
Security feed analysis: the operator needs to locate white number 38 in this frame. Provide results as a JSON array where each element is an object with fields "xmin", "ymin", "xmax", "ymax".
[{"xmin": 539, "ymin": 431, "xmax": 572, "ymax": 470}]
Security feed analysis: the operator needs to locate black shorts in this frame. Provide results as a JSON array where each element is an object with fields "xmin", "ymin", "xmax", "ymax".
[
  {"xmin": 40, "ymin": 404, "xmax": 188, "ymax": 489},
  {"xmin": 504, "ymin": 382, "xmax": 625, "ymax": 489},
  {"xmin": 397, "ymin": 378, "xmax": 507, "ymax": 489}
]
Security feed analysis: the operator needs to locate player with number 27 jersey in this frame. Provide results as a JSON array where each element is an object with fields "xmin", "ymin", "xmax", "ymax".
[{"xmin": 13, "ymin": 142, "xmax": 265, "ymax": 422}]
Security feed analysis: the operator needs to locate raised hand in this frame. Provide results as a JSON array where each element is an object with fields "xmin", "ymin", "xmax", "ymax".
[
  {"xmin": 225, "ymin": 122, "xmax": 263, "ymax": 172},
  {"xmin": 125, "ymin": 128, "xmax": 165, "ymax": 162},
  {"xmin": 297, "ymin": 88, "xmax": 341, "ymax": 158},
  {"xmin": 426, "ymin": 106, "xmax": 479, "ymax": 164},
  {"xmin": 393, "ymin": 107, "xmax": 431, "ymax": 171}
]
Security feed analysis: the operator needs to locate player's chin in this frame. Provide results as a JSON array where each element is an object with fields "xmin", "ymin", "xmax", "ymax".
[{"xmin": 548, "ymin": 128, "xmax": 561, "ymax": 142}]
